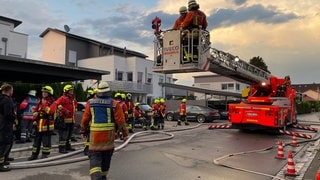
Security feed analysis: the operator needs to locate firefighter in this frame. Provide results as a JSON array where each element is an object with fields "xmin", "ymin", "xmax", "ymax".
[
  {"xmin": 125, "ymin": 93, "xmax": 135, "ymax": 133},
  {"xmin": 28, "ymin": 86, "xmax": 55, "ymax": 160},
  {"xmin": 0, "ymin": 83, "xmax": 15, "ymax": 172},
  {"xmin": 181, "ymin": 0, "xmax": 208, "ymax": 62},
  {"xmin": 181, "ymin": 0, "xmax": 207, "ymax": 30},
  {"xmin": 17, "ymin": 90, "xmax": 38, "ymax": 143},
  {"xmin": 159, "ymin": 98, "xmax": 166, "ymax": 129},
  {"xmin": 134, "ymin": 102, "xmax": 148, "ymax": 130},
  {"xmin": 150, "ymin": 99, "xmax": 160, "ymax": 130},
  {"xmin": 172, "ymin": 6, "xmax": 188, "ymax": 30},
  {"xmin": 81, "ymin": 82, "xmax": 128, "ymax": 180},
  {"xmin": 178, "ymin": 98, "xmax": 189, "ymax": 125},
  {"xmin": 50, "ymin": 84, "xmax": 77, "ymax": 154},
  {"xmin": 83, "ymin": 88, "xmax": 97, "ymax": 156}
]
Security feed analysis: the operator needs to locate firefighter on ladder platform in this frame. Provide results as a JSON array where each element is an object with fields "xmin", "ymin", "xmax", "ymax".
[
  {"xmin": 125, "ymin": 93, "xmax": 135, "ymax": 133},
  {"xmin": 81, "ymin": 82, "xmax": 128, "ymax": 180},
  {"xmin": 28, "ymin": 86, "xmax": 55, "ymax": 160},
  {"xmin": 178, "ymin": 98, "xmax": 189, "ymax": 126}
]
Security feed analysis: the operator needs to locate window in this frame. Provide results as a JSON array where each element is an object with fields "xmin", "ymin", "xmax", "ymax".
[
  {"xmin": 236, "ymin": 83, "xmax": 240, "ymax": 91},
  {"xmin": 159, "ymin": 76, "xmax": 164, "ymax": 83},
  {"xmin": 127, "ymin": 72, "xmax": 133, "ymax": 82},
  {"xmin": 117, "ymin": 71, "xmax": 123, "ymax": 81},
  {"xmin": 147, "ymin": 73, "xmax": 152, "ymax": 83},
  {"xmin": 137, "ymin": 72, "xmax": 143, "ymax": 83},
  {"xmin": 221, "ymin": 83, "xmax": 235, "ymax": 90}
]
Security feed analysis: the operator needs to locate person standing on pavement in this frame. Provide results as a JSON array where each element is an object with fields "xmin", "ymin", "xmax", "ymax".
[
  {"xmin": 178, "ymin": 98, "xmax": 189, "ymax": 125},
  {"xmin": 0, "ymin": 83, "xmax": 15, "ymax": 172},
  {"xmin": 80, "ymin": 82, "xmax": 128, "ymax": 180},
  {"xmin": 16, "ymin": 90, "xmax": 38, "ymax": 143},
  {"xmin": 28, "ymin": 86, "xmax": 55, "ymax": 160},
  {"xmin": 159, "ymin": 98, "xmax": 166, "ymax": 129},
  {"xmin": 50, "ymin": 84, "xmax": 77, "ymax": 154},
  {"xmin": 125, "ymin": 93, "xmax": 135, "ymax": 133}
]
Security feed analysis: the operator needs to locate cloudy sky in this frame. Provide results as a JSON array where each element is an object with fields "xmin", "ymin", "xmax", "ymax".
[{"xmin": 1, "ymin": 0, "xmax": 319, "ymax": 85}]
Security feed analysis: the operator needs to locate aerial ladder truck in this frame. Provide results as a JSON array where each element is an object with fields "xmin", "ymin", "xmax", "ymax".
[{"xmin": 151, "ymin": 17, "xmax": 299, "ymax": 130}]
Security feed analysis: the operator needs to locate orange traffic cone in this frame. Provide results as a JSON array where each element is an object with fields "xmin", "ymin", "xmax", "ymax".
[
  {"xmin": 291, "ymin": 135, "xmax": 299, "ymax": 147},
  {"xmin": 316, "ymin": 170, "xmax": 320, "ymax": 180},
  {"xmin": 285, "ymin": 151, "xmax": 299, "ymax": 176},
  {"xmin": 275, "ymin": 140, "xmax": 286, "ymax": 159}
]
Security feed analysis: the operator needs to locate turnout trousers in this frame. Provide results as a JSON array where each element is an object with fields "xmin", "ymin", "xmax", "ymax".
[
  {"xmin": 31, "ymin": 131, "xmax": 52, "ymax": 157},
  {"xmin": 89, "ymin": 149, "xmax": 114, "ymax": 180},
  {"xmin": 58, "ymin": 123, "xmax": 74, "ymax": 152}
]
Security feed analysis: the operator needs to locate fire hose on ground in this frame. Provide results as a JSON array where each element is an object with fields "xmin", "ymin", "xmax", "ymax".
[
  {"xmin": 9, "ymin": 123, "xmax": 202, "ymax": 169},
  {"xmin": 212, "ymin": 125, "xmax": 320, "ymax": 180}
]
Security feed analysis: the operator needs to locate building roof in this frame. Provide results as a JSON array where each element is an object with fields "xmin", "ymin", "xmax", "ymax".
[
  {"xmin": 0, "ymin": 55, "xmax": 109, "ymax": 83},
  {"xmin": 0, "ymin": 16, "xmax": 22, "ymax": 28},
  {"xmin": 291, "ymin": 83, "xmax": 320, "ymax": 93},
  {"xmin": 39, "ymin": 28, "xmax": 148, "ymax": 58}
]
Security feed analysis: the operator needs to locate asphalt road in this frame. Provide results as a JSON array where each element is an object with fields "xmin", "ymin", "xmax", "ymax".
[{"xmin": 2, "ymin": 113, "xmax": 320, "ymax": 180}]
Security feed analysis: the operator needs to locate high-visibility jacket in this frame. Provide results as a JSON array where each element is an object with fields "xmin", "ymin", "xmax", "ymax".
[
  {"xmin": 34, "ymin": 96, "xmax": 55, "ymax": 132},
  {"xmin": 179, "ymin": 102, "xmax": 187, "ymax": 116},
  {"xmin": 81, "ymin": 97, "xmax": 127, "ymax": 151},
  {"xmin": 160, "ymin": 103, "xmax": 166, "ymax": 117},
  {"xmin": 20, "ymin": 96, "xmax": 38, "ymax": 121},
  {"xmin": 126, "ymin": 100, "xmax": 134, "ymax": 118},
  {"xmin": 181, "ymin": 9, "xmax": 207, "ymax": 30},
  {"xmin": 50, "ymin": 94, "xmax": 77, "ymax": 123},
  {"xmin": 152, "ymin": 103, "xmax": 160, "ymax": 117},
  {"xmin": 173, "ymin": 15, "xmax": 186, "ymax": 30},
  {"xmin": 121, "ymin": 101, "xmax": 128, "ymax": 120}
]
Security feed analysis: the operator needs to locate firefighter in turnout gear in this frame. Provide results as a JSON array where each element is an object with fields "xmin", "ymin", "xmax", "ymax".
[
  {"xmin": 150, "ymin": 99, "xmax": 160, "ymax": 130},
  {"xmin": 125, "ymin": 93, "xmax": 135, "ymax": 133},
  {"xmin": 83, "ymin": 88, "xmax": 97, "ymax": 156},
  {"xmin": 178, "ymin": 98, "xmax": 189, "ymax": 125},
  {"xmin": 17, "ymin": 90, "xmax": 38, "ymax": 143},
  {"xmin": 81, "ymin": 82, "xmax": 128, "ymax": 180},
  {"xmin": 134, "ymin": 102, "xmax": 149, "ymax": 130},
  {"xmin": 50, "ymin": 84, "xmax": 77, "ymax": 154},
  {"xmin": 28, "ymin": 86, "xmax": 55, "ymax": 160},
  {"xmin": 159, "ymin": 98, "xmax": 166, "ymax": 129}
]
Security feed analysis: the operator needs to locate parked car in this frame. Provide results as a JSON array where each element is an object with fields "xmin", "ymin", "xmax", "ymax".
[
  {"xmin": 138, "ymin": 103, "xmax": 153, "ymax": 121},
  {"xmin": 219, "ymin": 109, "xmax": 229, "ymax": 120},
  {"xmin": 165, "ymin": 105, "xmax": 220, "ymax": 123}
]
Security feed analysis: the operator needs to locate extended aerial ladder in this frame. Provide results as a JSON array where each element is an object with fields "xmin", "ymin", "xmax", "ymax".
[{"xmin": 152, "ymin": 28, "xmax": 271, "ymax": 85}]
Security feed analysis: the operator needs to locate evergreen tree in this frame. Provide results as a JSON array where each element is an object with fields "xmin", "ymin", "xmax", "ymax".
[{"xmin": 249, "ymin": 56, "xmax": 271, "ymax": 73}]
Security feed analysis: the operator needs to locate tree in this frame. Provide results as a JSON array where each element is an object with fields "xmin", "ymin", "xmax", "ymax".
[{"xmin": 249, "ymin": 56, "xmax": 271, "ymax": 73}]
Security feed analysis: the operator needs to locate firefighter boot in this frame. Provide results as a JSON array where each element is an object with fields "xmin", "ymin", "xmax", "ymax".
[
  {"xmin": 27, "ymin": 154, "xmax": 38, "ymax": 161},
  {"xmin": 0, "ymin": 164, "xmax": 11, "ymax": 172},
  {"xmin": 161, "ymin": 124, "xmax": 164, "ymax": 130},
  {"xmin": 66, "ymin": 143, "xmax": 75, "ymax": 151},
  {"xmin": 83, "ymin": 145, "xmax": 89, "ymax": 156},
  {"xmin": 41, "ymin": 154, "xmax": 48, "ymax": 159},
  {"xmin": 185, "ymin": 121, "xmax": 190, "ymax": 126},
  {"xmin": 59, "ymin": 146, "xmax": 68, "ymax": 154},
  {"xmin": 177, "ymin": 120, "xmax": 182, "ymax": 126}
]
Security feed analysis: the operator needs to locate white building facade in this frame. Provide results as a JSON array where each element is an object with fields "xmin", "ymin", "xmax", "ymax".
[
  {"xmin": 0, "ymin": 16, "xmax": 28, "ymax": 58},
  {"xmin": 193, "ymin": 74, "xmax": 248, "ymax": 100},
  {"xmin": 40, "ymin": 28, "xmax": 172, "ymax": 104}
]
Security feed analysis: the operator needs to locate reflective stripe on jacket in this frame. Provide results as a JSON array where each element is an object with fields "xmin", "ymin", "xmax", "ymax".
[{"xmin": 81, "ymin": 97, "xmax": 127, "ymax": 151}]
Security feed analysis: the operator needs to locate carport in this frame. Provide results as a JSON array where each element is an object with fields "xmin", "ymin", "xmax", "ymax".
[{"xmin": 0, "ymin": 55, "xmax": 109, "ymax": 83}]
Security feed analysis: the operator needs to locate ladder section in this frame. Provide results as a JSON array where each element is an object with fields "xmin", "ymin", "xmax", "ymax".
[{"xmin": 207, "ymin": 48, "xmax": 271, "ymax": 84}]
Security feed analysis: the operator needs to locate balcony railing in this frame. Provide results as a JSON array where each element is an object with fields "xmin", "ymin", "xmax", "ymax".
[{"xmin": 107, "ymin": 81, "xmax": 153, "ymax": 94}]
